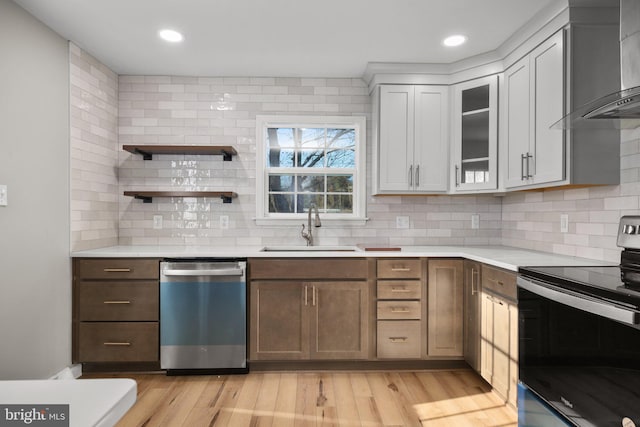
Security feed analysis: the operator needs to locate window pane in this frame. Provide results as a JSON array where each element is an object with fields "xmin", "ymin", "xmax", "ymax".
[
  {"xmin": 267, "ymin": 148, "xmax": 294, "ymax": 167},
  {"xmin": 300, "ymin": 128, "xmax": 325, "ymax": 148},
  {"xmin": 298, "ymin": 150, "xmax": 325, "ymax": 168},
  {"xmin": 298, "ymin": 175, "xmax": 325, "ymax": 192},
  {"xmin": 327, "ymin": 129, "xmax": 355, "ymax": 148},
  {"xmin": 268, "ymin": 174, "xmax": 294, "ymax": 192},
  {"xmin": 326, "ymin": 149, "xmax": 355, "ymax": 168},
  {"xmin": 327, "ymin": 175, "xmax": 353, "ymax": 192},
  {"xmin": 268, "ymin": 194, "xmax": 294, "ymax": 213},
  {"xmin": 327, "ymin": 195, "xmax": 353, "ymax": 213},
  {"xmin": 267, "ymin": 128, "xmax": 295, "ymax": 148},
  {"xmin": 297, "ymin": 194, "xmax": 324, "ymax": 213}
]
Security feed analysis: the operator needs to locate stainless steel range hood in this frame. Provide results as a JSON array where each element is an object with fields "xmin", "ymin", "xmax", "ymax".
[{"xmin": 554, "ymin": 0, "xmax": 640, "ymax": 129}]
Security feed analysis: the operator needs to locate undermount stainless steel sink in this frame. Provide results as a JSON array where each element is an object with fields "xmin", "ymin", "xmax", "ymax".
[{"xmin": 260, "ymin": 245, "xmax": 359, "ymax": 252}]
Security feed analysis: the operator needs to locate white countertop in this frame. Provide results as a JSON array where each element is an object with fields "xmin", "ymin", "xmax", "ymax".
[
  {"xmin": 71, "ymin": 245, "xmax": 615, "ymax": 272},
  {"xmin": 0, "ymin": 379, "xmax": 136, "ymax": 427}
]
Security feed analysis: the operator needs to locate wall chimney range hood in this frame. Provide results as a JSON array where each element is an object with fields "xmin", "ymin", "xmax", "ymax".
[{"xmin": 554, "ymin": 0, "xmax": 640, "ymax": 129}]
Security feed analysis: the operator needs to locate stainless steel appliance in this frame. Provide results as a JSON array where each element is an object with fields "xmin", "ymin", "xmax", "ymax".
[
  {"xmin": 517, "ymin": 216, "xmax": 640, "ymax": 426},
  {"xmin": 557, "ymin": 0, "xmax": 640, "ymax": 129},
  {"xmin": 160, "ymin": 259, "xmax": 248, "ymax": 374}
]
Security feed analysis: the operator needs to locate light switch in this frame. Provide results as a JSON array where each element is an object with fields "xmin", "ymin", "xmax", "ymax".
[
  {"xmin": 0, "ymin": 185, "xmax": 7, "ymax": 206},
  {"xmin": 220, "ymin": 215, "xmax": 229, "ymax": 229}
]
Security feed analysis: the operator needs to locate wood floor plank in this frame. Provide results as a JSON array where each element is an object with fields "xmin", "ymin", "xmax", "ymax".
[
  {"xmin": 251, "ymin": 373, "xmax": 280, "ymax": 427},
  {"xmin": 333, "ymin": 373, "xmax": 361, "ymax": 427},
  {"xmin": 294, "ymin": 373, "xmax": 318, "ymax": 427},
  {"xmin": 93, "ymin": 369, "xmax": 517, "ymax": 427},
  {"xmin": 383, "ymin": 372, "xmax": 423, "ymax": 426},
  {"xmin": 366, "ymin": 372, "xmax": 407, "ymax": 426},
  {"xmin": 316, "ymin": 373, "xmax": 338, "ymax": 427},
  {"xmin": 348, "ymin": 373, "xmax": 383, "ymax": 426},
  {"xmin": 273, "ymin": 373, "xmax": 298, "ymax": 427},
  {"xmin": 225, "ymin": 372, "xmax": 264, "ymax": 427}
]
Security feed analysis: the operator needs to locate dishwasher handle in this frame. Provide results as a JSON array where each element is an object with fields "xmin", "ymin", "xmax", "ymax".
[{"xmin": 163, "ymin": 268, "xmax": 244, "ymax": 277}]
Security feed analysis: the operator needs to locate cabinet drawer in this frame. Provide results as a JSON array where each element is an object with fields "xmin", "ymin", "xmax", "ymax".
[
  {"xmin": 78, "ymin": 281, "xmax": 159, "ymax": 321},
  {"xmin": 78, "ymin": 322, "xmax": 158, "ymax": 362},
  {"xmin": 377, "ymin": 280, "xmax": 421, "ymax": 300},
  {"xmin": 249, "ymin": 258, "xmax": 368, "ymax": 280},
  {"xmin": 377, "ymin": 259, "xmax": 422, "ymax": 279},
  {"xmin": 482, "ymin": 265, "xmax": 516, "ymax": 301},
  {"xmin": 377, "ymin": 320, "xmax": 421, "ymax": 359},
  {"xmin": 377, "ymin": 301, "xmax": 421, "ymax": 320},
  {"xmin": 76, "ymin": 258, "xmax": 159, "ymax": 280}
]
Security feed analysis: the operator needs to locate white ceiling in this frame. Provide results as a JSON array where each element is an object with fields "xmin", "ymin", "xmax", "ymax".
[{"xmin": 13, "ymin": 0, "xmax": 563, "ymax": 78}]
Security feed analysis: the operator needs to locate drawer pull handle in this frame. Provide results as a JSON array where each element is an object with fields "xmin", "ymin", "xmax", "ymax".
[
  {"xmin": 103, "ymin": 342, "xmax": 131, "ymax": 346},
  {"xmin": 497, "ymin": 281, "xmax": 504, "ymax": 286},
  {"xmin": 103, "ymin": 300, "xmax": 131, "ymax": 304},
  {"xmin": 391, "ymin": 308, "xmax": 410, "ymax": 313},
  {"xmin": 103, "ymin": 268, "xmax": 132, "ymax": 273},
  {"xmin": 391, "ymin": 288, "xmax": 411, "ymax": 292},
  {"xmin": 391, "ymin": 268, "xmax": 411, "ymax": 272},
  {"xmin": 389, "ymin": 337, "xmax": 408, "ymax": 343}
]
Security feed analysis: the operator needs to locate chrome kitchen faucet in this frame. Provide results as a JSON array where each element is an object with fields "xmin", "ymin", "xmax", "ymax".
[{"xmin": 301, "ymin": 203, "xmax": 321, "ymax": 246}]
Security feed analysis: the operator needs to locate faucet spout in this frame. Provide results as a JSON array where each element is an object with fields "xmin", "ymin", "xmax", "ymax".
[{"xmin": 301, "ymin": 203, "xmax": 321, "ymax": 246}]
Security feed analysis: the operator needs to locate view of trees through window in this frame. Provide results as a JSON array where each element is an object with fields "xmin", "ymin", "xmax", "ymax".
[{"xmin": 266, "ymin": 127, "xmax": 355, "ymax": 214}]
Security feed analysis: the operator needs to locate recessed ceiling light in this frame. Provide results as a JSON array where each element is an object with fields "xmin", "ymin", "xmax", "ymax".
[
  {"xmin": 443, "ymin": 35, "xmax": 467, "ymax": 47},
  {"xmin": 159, "ymin": 29, "xmax": 183, "ymax": 43}
]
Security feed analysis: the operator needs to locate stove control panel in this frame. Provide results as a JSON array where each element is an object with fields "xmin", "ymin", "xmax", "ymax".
[{"xmin": 618, "ymin": 216, "xmax": 640, "ymax": 248}]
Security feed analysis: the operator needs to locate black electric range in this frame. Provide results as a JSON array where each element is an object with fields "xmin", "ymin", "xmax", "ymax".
[{"xmin": 517, "ymin": 216, "xmax": 640, "ymax": 427}]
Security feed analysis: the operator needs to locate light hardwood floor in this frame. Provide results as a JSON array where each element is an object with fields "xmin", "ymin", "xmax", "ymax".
[{"xmin": 84, "ymin": 369, "xmax": 517, "ymax": 427}]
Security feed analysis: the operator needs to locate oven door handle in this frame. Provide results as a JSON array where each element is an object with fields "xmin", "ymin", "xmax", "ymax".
[{"xmin": 517, "ymin": 276, "xmax": 640, "ymax": 326}]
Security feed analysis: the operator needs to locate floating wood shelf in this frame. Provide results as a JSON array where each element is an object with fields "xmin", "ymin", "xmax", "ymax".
[
  {"xmin": 123, "ymin": 145, "xmax": 237, "ymax": 161},
  {"xmin": 124, "ymin": 191, "xmax": 237, "ymax": 204}
]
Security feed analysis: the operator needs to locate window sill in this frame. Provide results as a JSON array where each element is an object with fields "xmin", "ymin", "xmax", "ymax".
[{"xmin": 254, "ymin": 217, "xmax": 369, "ymax": 227}]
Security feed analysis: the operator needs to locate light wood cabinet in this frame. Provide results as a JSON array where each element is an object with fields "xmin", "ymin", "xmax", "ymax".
[
  {"xmin": 250, "ymin": 281, "xmax": 309, "ymax": 360},
  {"xmin": 375, "ymin": 258, "xmax": 425, "ymax": 359},
  {"xmin": 72, "ymin": 258, "xmax": 160, "ymax": 366},
  {"xmin": 427, "ymin": 259, "xmax": 463, "ymax": 357},
  {"xmin": 374, "ymin": 85, "xmax": 449, "ymax": 194},
  {"xmin": 451, "ymin": 76, "xmax": 498, "ymax": 192},
  {"xmin": 311, "ymin": 282, "xmax": 369, "ymax": 359},
  {"xmin": 480, "ymin": 264, "xmax": 518, "ymax": 408},
  {"xmin": 463, "ymin": 260, "xmax": 481, "ymax": 372},
  {"xmin": 249, "ymin": 258, "xmax": 370, "ymax": 361}
]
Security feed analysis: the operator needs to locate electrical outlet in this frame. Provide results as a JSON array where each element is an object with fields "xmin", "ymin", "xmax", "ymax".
[
  {"xmin": 560, "ymin": 214, "xmax": 569, "ymax": 233},
  {"xmin": 396, "ymin": 216, "xmax": 410, "ymax": 229},
  {"xmin": 220, "ymin": 215, "xmax": 229, "ymax": 229},
  {"xmin": 153, "ymin": 215, "xmax": 163, "ymax": 229},
  {"xmin": 0, "ymin": 185, "xmax": 6, "ymax": 206},
  {"xmin": 471, "ymin": 214, "xmax": 480, "ymax": 229}
]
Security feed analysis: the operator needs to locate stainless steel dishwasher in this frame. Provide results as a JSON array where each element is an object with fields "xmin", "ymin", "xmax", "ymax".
[{"xmin": 160, "ymin": 259, "xmax": 247, "ymax": 374}]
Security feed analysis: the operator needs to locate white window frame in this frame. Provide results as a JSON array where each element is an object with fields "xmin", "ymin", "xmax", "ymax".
[{"xmin": 255, "ymin": 115, "xmax": 367, "ymax": 226}]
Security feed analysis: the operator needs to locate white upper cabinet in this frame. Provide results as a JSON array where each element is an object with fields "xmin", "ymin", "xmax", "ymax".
[
  {"xmin": 502, "ymin": 19, "xmax": 620, "ymax": 191},
  {"xmin": 374, "ymin": 85, "xmax": 448, "ymax": 194},
  {"xmin": 504, "ymin": 30, "xmax": 564, "ymax": 189},
  {"xmin": 451, "ymin": 75, "xmax": 498, "ymax": 192}
]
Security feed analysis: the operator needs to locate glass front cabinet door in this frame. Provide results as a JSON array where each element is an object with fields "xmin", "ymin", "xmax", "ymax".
[{"xmin": 451, "ymin": 75, "xmax": 498, "ymax": 192}]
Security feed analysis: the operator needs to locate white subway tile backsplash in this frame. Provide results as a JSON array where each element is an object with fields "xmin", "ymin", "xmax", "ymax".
[
  {"xmin": 68, "ymin": 44, "xmax": 639, "ymax": 260},
  {"xmin": 70, "ymin": 43, "xmax": 119, "ymax": 251}
]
